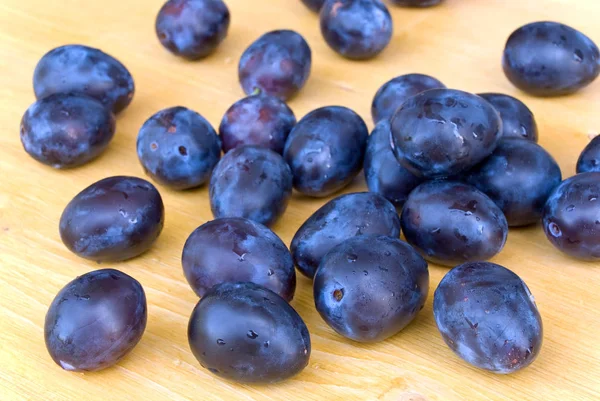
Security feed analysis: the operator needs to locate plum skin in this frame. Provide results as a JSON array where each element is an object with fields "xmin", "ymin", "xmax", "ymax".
[
  {"xmin": 210, "ymin": 146, "xmax": 293, "ymax": 227},
  {"xmin": 188, "ymin": 282, "xmax": 311, "ymax": 383},
  {"xmin": 401, "ymin": 181, "xmax": 508, "ymax": 266},
  {"xmin": 320, "ymin": 0, "xmax": 393, "ymax": 60},
  {"xmin": 59, "ymin": 176, "xmax": 165, "ymax": 262},
  {"xmin": 478, "ymin": 93, "xmax": 538, "ymax": 142},
  {"xmin": 45, "ymin": 269, "xmax": 147, "ymax": 372},
  {"xmin": 466, "ymin": 138, "xmax": 562, "ymax": 227},
  {"xmin": 301, "ymin": 0, "xmax": 325, "ymax": 12},
  {"xmin": 390, "ymin": 89, "xmax": 502, "ymax": 179},
  {"xmin": 502, "ymin": 21, "xmax": 600, "ymax": 96},
  {"xmin": 314, "ymin": 235, "xmax": 429, "ymax": 342},
  {"xmin": 155, "ymin": 0, "xmax": 230, "ymax": 60},
  {"xmin": 434, "ymin": 262, "xmax": 543, "ymax": 374},
  {"xmin": 372, "ymin": 73, "xmax": 445, "ymax": 125},
  {"xmin": 20, "ymin": 94, "xmax": 115, "ymax": 169},
  {"xmin": 364, "ymin": 120, "xmax": 423, "ymax": 208},
  {"xmin": 238, "ymin": 30, "xmax": 312, "ymax": 100},
  {"xmin": 33, "ymin": 45, "xmax": 134, "ymax": 114},
  {"xmin": 182, "ymin": 217, "xmax": 296, "ymax": 301},
  {"xmin": 219, "ymin": 94, "xmax": 296, "ymax": 154},
  {"xmin": 137, "ymin": 106, "xmax": 221, "ymax": 190},
  {"xmin": 577, "ymin": 136, "xmax": 600, "ymax": 174},
  {"xmin": 291, "ymin": 192, "xmax": 401, "ymax": 279},
  {"xmin": 542, "ymin": 172, "xmax": 600, "ymax": 260},
  {"xmin": 284, "ymin": 106, "xmax": 368, "ymax": 197}
]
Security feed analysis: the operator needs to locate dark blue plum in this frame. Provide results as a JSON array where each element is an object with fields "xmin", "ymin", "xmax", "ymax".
[
  {"xmin": 364, "ymin": 121, "xmax": 423, "ymax": 208},
  {"xmin": 372, "ymin": 73, "xmax": 445, "ymax": 124},
  {"xmin": 188, "ymin": 282, "xmax": 311, "ymax": 383},
  {"xmin": 478, "ymin": 93, "xmax": 538, "ymax": 142},
  {"xmin": 291, "ymin": 192, "xmax": 400, "ymax": 278},
  {"xmin": 182, "ymin": 218, "xmax": 296, "ymax": 301},
  {"xmin": 314, "ymin": 235, "xmax": 429, "ymax": 342},
  {"xmin": 155, "ymin": 0, "xmax": 230, "ymax": 60},
  {"xmin": 390, "ymin": 0, "xmax": 442, "ymax": 6},
  {"xmin": 434, "ymin": 262, "xmax": 543, "ymax": 374},
  {"xmin": 238, "ymin": 30, "xmax": 312, "ymax": 100},
  {"xmin": 137, "ymin": 107, "xmax": 221, "ymax": 190},
  {"xmin": 577, "ymin": 136, "xmax": 600, "ymax": 174},
  {"xmin": 219, "ymin": 94, "xmax": 296, "ymax": 154},
  {"xmin": 390, "ymin": 89, "xmax": 502, "ymax": 178},
  {"xmin": 59, "ymin": 176, "xmax": 164, "ymax": 262},
  {"xmin": 542, "ymin": 172, "xmax": 600, "ymax": 260},
  {"xmin": 20, "ymin": 94, "xmax": 115, "ymax": 169},
  {"xmin": 466, "ymin": 138, "xmax": 562, "ymax": 227},
  {"xmin": 33, "ymin": 45, "xmax": 134, "ymax": 114},
  {"xmin": 210, "ymin": 146, "xmax": 292, "ymax": 227},
  {"xmin": 284, "ymin": 106, "xmax": 368, "ymax": 197},
  {"xmin": 503, "ymin": 21, "xmax": 600, "ymax": 96},
  {"xmin": 45, "ymin": 269, "xmax": 147, "ymax": 372},
  {"xmin": 320, "ymin": 0, "xmax": 393, "ymax": 60},
  {"xmin": 401, "ymin": 181, "xmax": 508, "ymax": 266},
  {"xmin": 301, "ymin": 0, "xmax": 325, "ymax": 12}
]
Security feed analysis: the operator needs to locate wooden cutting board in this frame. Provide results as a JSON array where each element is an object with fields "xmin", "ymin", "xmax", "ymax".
[{"xmin": 1, "ymin": 0, "xmax": 599, "ymax": 399}]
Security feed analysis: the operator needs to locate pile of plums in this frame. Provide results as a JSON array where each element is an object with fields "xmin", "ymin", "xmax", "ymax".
[{"xmin": 26, "ymin": 0, "xmax": 600, "ymax": 385}]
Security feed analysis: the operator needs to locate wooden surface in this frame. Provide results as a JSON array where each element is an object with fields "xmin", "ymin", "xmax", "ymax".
[{"xmin": 1, "ymin": 0, "xmax": 599, "ymax": 400}]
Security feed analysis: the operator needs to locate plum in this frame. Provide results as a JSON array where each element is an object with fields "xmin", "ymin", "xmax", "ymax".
[
  {"xmin": 401, "ymin": 181, "xmax": 508, "ymax": 266},
  {"xmin": 577, "ymin": 135, "xmax": 600, "ymax": 174},
  {"xmin": 136, "ymin": 106, "xmax": 221, "ymax": 190},
  {"xmin": 209, "ymin": 146, "xmax": 292, "ymax": 226},
  {"xmin": 466, "ymin": 138, "xmax": 562, "ymax": 226},
  {"xmin": 182, "ymin": 217, "xmax": 296, "ymax": 301},
  {"xmin": 434, "ymin": 262, "xmax": 543, "ymax": 374},
  {"xmin": 59, "ymin": 176, "xmax": 164, "ymax": 262},
  {"xmin": 478, "ymin": 93, "xmax": 538, "ymax": 142},
  {"xmin": 390, "ymin": 89, "xmax": 502, "ymax": 178},
  {"xmin": 503, "ymin": 21, "xmax": 600, "ymax": 96},
  {"xmin": 542, "ymin": 172, "xmax": 600, "ymax": 260},
  {"xmin": 20, "ymin": 94, "xmax": 115, "ymax": 169},
  {"xmin": 33, "ymin": 45, "xmax": 134, "ymax": 114},
  {"xmin": 188, "ymin": 282, "xmax": 310, "ymax": 383},
  {"xmin": 291, "ymin": 192, "xmax": 400, "ymax": 278},
  {"xmin": 314, "ymin": 235, "xmax": 429, "ymax": 342},
  {"xmin": 301, "ymin": 0, "xmax": 325, "ymax": 12},
  {"xmin": 45, "ymin": 269, "xmax": 147, "ymax": 372},
  {"xmin": 238, "ymin": 30, "xmax": 312, "ymax": 100},
  {"xmin": 284, "ymin": 106, "xmax": 368, "ymax": 197}
]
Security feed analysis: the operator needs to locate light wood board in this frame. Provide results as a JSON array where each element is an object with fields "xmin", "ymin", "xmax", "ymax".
[{"xmin": 1, "ymin": 0, "xmax": 599, "ymax": 400}]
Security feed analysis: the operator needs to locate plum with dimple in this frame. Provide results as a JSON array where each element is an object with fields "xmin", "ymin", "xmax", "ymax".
[
  {"xmin": 137, "ymin": 106, "xmax": 221, "ymax": 190},
  {"xmin": 33, "ymin": 45, "xmax": 135, "ymax": 114},
  {"xmin": 503, "ymin": 21, "xmax": 600, "ymax": 96},
  {"xmin": 314, "ymin": 235, "xmax": 429, "ymax": 342},
  {"xmin": 219, "ymin": 94, "xmax": 296, "ymax": 154},
  {"xmin": 20, "ymin": 94, "xmax": 115, "ymax": 169},
  {"xmin": 364, "ymin": 120, "xmax": 423, "ymax": 208},
  {"xmin": 434, "ymin": 262, "xmax": 543, "ymax": 374},
  {"xmin": 478, "ymin": 93, "xmax": 538, "ymax": 142},
  {"xmin": 284, "ymin": 106, "xmax": 368, "ymax": 197},
  {"xmin": 390, "ymin": 89, "xmax": 502, "ymax": 179},
  {"xmin": 59, "ymin": 176, "xmax": 164, "ymax": 262},
  {"xmin": 210, "ymin": 146, "xmax": 292, "ymax": 227},
  {"xmin": 291, "ymin": 192, "xmax": 400, "ymax": 278},
  {"xmin": 45, "ymin": 269, "xmax": 147, "ymax": 372},
  {"xmin": 372, "ymin": 73, "xmax": 445, "ymax": 124},
  {"xmin": 320, "ymin": 0, "xmax": 393, "ymax": 60},
  {"xmin": 542, "ymin": 172, "xmax": 600, "ymax": 260},
  {"xmin": 238, "ymin": 30, "xmax": 312, "ymax": 100},
  {"xmin": 466, "ymin": 138, "xmax": 562, "ymax": 226},
  {"xmin": 182, "ymin": 217, "xmax": 296, "ymax": 301},
  {"xmin": 188, "ymin": 282, "xmax": 311, "ymax": 383},
  {"xmin": 401, "ymin": 181, "xmax": 508, "ymax": 266},
  {"xmin": 155, "ymin": 0, "xmax": 230, "ymax": 60},
  {"xmin": 577, "ymin": 136, "xmax": 600, "ymax": 174}
]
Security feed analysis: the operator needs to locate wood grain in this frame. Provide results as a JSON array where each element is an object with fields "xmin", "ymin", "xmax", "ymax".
[{"xmin": 1, "ymin": 0, "xmax": 599, "ymax": 400}]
